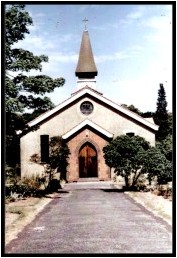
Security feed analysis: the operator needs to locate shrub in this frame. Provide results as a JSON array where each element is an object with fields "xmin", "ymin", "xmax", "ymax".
[
  {"xmin": 5, "ymin": 164, "xmax": 20, "ymax": 185},
  {"xmin": 103, "ymin": 135, "xmax": 150, "ymax": 189},
  {"xmin": 6, "ymin": 175, "xmax": 43, "ymax": 198},
  {"xmin": 155, "ymin": 184, "xmax": 172, "ymax": 199},
  {"xmin": 103, "ymin": 135, "xmax": 172, "ymax": 190},
  {"xmin": 30, "ymin": 136, "xmax": 70, "ymax": 190},
  {"xmin": 143, "ymin": 147, "xmax": 172, "ymax": 184}
]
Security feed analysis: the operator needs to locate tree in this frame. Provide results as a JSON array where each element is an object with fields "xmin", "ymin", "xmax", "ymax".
[
  {"xmin": 103, "ymin": 135, "xmax": 172, "ymax": 189},
  {"xmin": 167, "ymin": 112, "xmax": 173, "ymax": 136},
  {"xmin": 5, "ymin": 4, "xmax": 65, "ymax": 114},
  {"xmin": 121, "ymin": 104, "xmax": 155, "ymax": 120},
  {"xmin": 49, "ymin": 136, "xmax": 70, "ymax": 181},
  {"xmin": 143, "ymin": 147, "xmax": 172, "ymax": 184},
  {"xmin": 30, "ymin": 136, "xmax": 70, "ymax": 191},
  {"xmin": 156, "ymin": 134, "xmax": 172, "ymax": 162},
  {"xmin": 141, "ymin": 111, "xmax": 154, "ymax": 118},
  {"xmin": 5, "ymin": 5, "xmax": 65, "ymax": 168},
  {"xmin": 154, "ymin": 83, "xmax": 170, "ymax": 141},
  {"xmin": 121, "ymin": 104, "xmax": 142, "ymax": 116},
  {"xmin": 103, "ymin": 135, "xmax": 150, "ymax": 189}
]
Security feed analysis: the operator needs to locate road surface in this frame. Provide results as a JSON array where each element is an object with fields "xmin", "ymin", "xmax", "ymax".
[{"xmin": 5, "ymin": 182, "xmax": 172, "ymax": 254}]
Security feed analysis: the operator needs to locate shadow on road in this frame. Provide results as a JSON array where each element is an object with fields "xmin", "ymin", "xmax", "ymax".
[
  {"xmin": 44, "ymin": 191, "xmax": 70, "ymax": 198},
  {"xmin": 57, "ymin": 190, "xmax": 70, "ymax": 194},
  {"xmin": 44, "ymin": 195, "xmax": 61, "ymax": 199},
  {"xmin": 101, "ymin": 188, "xmax": 124, "ymax": 192}
]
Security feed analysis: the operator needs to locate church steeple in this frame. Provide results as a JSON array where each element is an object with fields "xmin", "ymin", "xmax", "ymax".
[
  {"xmin": 75, "ymin": 20, "xmax": 97, "ymax": 90},
  {"xmin": 75, "ymin": 30, "xmax": 98, "ymax": 79}
]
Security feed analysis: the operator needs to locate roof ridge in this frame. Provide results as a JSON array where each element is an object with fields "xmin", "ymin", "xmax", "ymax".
[{"xmin": 72, "ymin": 85, "xmax": 103, "ymax": 96}]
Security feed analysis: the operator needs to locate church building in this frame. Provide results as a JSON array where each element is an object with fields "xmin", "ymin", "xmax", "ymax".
[{"xmin": 19, "ymin": 27, "xmax": 158, "ymax": 182}]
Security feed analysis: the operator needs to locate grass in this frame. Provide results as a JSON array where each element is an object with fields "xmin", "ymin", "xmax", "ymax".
[
  {"xmin": 125, "ymin": 191, "xmax": 172, "ymax": 224},
  {"xmin": 5, "ymin": 195, "xmax": 56, "ymax": 245},
  {"xmin": 6, "ymin": 197, "xmax": 43, "ymax": 224},
  {"xmin": 7, "ymin": 207, "xmax": 25, "ymax": 219}
]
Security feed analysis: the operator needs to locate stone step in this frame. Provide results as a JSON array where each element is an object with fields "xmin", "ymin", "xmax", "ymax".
[{"xmin": 78, "ymin": 177, "xmax": 100, "ymax": 182}]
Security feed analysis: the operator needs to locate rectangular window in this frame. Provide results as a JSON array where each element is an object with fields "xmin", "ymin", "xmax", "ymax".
[
  {"xmin": 40, "ymin": 135, "xmax": 49, "ymax": 163},
  {"xmin": 126, "ymin": 132, "xmax": 135, "ymax": 137}
]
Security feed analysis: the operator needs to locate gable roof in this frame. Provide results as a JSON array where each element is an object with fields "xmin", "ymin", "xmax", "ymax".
[
  {"xmin": 62, "ymin": 119, "xmax": 113, "ymax": 139},
  {"xmin": 26, "ymin": 86, "xmax": 158, "ymax": 132}
]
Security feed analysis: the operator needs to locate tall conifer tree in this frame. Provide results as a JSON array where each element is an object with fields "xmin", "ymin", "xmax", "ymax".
[{"xmin": 154, "ymin": 83, "xmax": 170, "ymax": 141}]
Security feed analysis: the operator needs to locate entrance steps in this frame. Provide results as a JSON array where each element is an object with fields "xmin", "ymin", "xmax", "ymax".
[{"xmin": 78, "ymin": 177, "xmax": 100, "ymax": 182}]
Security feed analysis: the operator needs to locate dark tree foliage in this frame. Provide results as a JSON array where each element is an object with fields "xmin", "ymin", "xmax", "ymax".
[
  {"xmin": 31, "ymin": 136, "xmax": 70, "ymax": 188},
  {"xmin": 5, "ymin": 4, "xmax": 65, "ymax": 114},
  {"xmin": 143, "ymin": 147, "xmax": 172, "ymax": 184},
  {"xmin": 103, "ymin": 135, "xmax": 172, "ymax": 188},
  {"xmin": 154, "ymin": 84, "xmax": 170, "ymax": 141},
  {"xmin": 141, "ymin": 111, "xmax": 154, "ymax": 118},
  {"xmin": 5, "ymin": 5, "xmax": 65, "ymax": 168},
  {"xmin": 103, "ymin": 135, "xmax": 150, "ymax": 189},
  {"xmin": 49, "ymin": 136, "xmax": 70, "ymax": 180},
  {"xmin": 121, "ymin": 104, "xmax": 142, "ymax": 116},
  {"xmin": 121, "ymin": 104, "xmax": 156, "ymax": 121},
  {"xmin": 167, "ymin": 112, "xmax": 173, "ymax": 136},
  {"xmin": 156, "ymin": 134, "xmax": 172, "ymax": 162}
]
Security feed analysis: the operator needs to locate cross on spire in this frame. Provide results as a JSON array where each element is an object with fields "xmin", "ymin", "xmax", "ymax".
[{"xmin": 83, "ymin": 18, "xmax": 88, "ymax": 31}]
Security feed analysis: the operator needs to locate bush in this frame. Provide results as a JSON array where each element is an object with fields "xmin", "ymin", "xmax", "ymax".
[
  {"xmin": 5, "ymin": 164, "xmax": 20, "ymax": 185},
  {"xmin": 144, "ymin": 147, "xmax": 172, "ymax": 184},
  {"xmin": 132, "ymin": 174, "xmax": 149, "ymax": 191},
  {"xmin": 46, "ymin": 179, "xmax": 62, "ymax": 193},
  {"xmin": 155, "ymin": 184, "xmax": 172, "ymax": 199},
  {"xmin": 6, "ymin": 176, "xmax": 43, "ymax": 198},
  {"xmin": 103, "ymin": 135, "xmax": 150, "ymax": 189},
  {"xmin": 30, "ymin": 136, "xmax": 70, "ymax": 190}
]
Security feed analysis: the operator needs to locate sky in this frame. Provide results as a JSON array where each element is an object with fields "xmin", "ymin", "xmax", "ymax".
[{"xmin": 12, "ymin": 3, "xmax": 172, "ymax": 112}]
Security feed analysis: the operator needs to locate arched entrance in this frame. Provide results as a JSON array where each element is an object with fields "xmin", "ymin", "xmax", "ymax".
[{"xmin": 79, "ymin": 142, "xmax": 98, "ymax": 178}]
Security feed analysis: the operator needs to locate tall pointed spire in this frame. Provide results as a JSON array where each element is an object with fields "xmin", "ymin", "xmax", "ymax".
[{"xmin": 75, "ymin": 20, "xmax": 97, "ymax": 90}]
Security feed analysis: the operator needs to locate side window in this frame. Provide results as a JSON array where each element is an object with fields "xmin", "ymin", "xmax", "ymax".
[
  {"xmin": 40, "ymin": 135, "xmax": 49, "ymax": 163},
  {"xmin": 126, "ymin": 132, "xmax": 135, "ymax": 137}
]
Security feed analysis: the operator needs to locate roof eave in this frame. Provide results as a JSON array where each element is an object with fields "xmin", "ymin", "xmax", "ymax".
[
  {"xmin": 62, "ymin": 119, "xmax": 113, "ymax": 139},
  {"xmin": 26, "ymin": 87, "xmax": 158, "ymax": 132}
]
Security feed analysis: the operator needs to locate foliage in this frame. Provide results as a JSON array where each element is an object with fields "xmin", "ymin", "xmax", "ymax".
[
  {"xmin": 6, "ymin": 113, "xmax": 22, "ymax": 167},
  {"xmin": 103, "ymin": 134, "xmax": 172, "ymax": 189},
  {"xmin": 121, "ymin": 104, "xmax": 156, "ymax": 121},
  {"xmin": 30, "ymin": 136, "xmax": 70, "ymax": 191},
  {"xmin": 154, "ymin": 83, "xmax": 170, "ymax": 141},
  {"xmin": 49, "ymin": 136, "xmax": 70, "ymax": 173},
  {"xmin": 103, "ymin": 135, "xmax": 150, "ymax": 189},
  {"xmin": 155, "ymin": 184, "xmax": 172, "ymax": 199},
  {"xmin": 156, "ymin": 134, "xmax": 172, "ymax": 162},
  {"xmin": 6, "ymin": 175, "xmax": 42, "ymax": 197},
  {"xmin": 5, "ymin": 4, "xmax": 65, "ymax": 114},
  {"xmin": 44, "ymin": 136, "xmax": 70, "ymax": 186},
  {"xmin": 5, "ymin": 164, "xmax": 20, "ymax": 184},
  {"xmin": 143, "ymin": 147, "xmax": 172, "ymax": 184},
  {"xmin": 121, "ymin": 104, "xmax": 142, "ymax": 116},
  {"xmin": 141, "ymin": 111, "xmax": 154, "ymax": 118},
  {"xmin": 167, "ymin": 112, "xmax": 172, "ymax": 136},
  {"xmin": 5, "ymin": 4, "xmax": 65, "ymax": 169}
]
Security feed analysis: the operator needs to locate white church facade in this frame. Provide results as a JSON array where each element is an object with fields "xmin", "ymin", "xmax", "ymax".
[{"xmin": 19, "ymin": 28, "xmax": 158, "ymax": 182}]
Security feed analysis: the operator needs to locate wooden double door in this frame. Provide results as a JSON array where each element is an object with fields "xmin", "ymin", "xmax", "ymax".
[{"xmin": 79, "ymin": 143, "xmax": 98, "ymax": 178}]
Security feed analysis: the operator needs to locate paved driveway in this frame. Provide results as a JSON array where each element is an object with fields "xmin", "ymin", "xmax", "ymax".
[{"xmin": 5, "ymin": 182, "xmax": 172, "ymax": 254}]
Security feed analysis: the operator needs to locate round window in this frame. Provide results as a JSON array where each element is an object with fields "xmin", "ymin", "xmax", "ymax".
[{"xmin": 80, "ymin": 101, "xmax": 94, "ymax": 115}]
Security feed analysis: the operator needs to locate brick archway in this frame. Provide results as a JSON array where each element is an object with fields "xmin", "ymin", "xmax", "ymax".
[
  {"xmin": 75, "ymin": 138, "xmax": 101, "ymax": 156},
  {"xmin": 78, "ymin": 142, "xmax": 98, "ymax": 178},
  {"xmin": 66, "ymin": 130, "xmax": 110, "ymax": 182}
]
